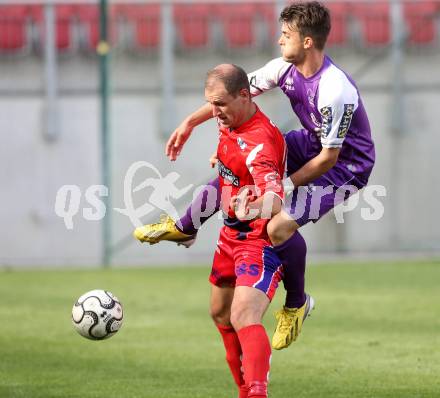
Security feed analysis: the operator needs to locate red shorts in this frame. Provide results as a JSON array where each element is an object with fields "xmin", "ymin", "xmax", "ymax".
[{"xmin": 209, "ymin": 226, "xmax": 283, "ymax": 301}]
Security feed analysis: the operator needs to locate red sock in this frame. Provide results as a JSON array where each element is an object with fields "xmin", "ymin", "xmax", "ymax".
[
  {"xmin": 237, "ymin": 324, "xmax": 271, "ymax": 398},
  {"xmin": 216, "ymin": 324, "xmax": 248, "ymax": 397}
]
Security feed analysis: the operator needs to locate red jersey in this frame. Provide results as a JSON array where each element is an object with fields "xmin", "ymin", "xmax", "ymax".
[{"xmin": 216, "ymin": 106, "xmax": 286, "ymax": 240}]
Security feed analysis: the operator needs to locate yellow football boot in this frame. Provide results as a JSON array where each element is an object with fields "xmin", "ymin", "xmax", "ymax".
[
  {"xmin": 272, "ymin": 294, "xmax": 315, "ymax": 350},
  {"xmin": 133, "ymin": 215, "xmax": 196, "ymax": 248}
]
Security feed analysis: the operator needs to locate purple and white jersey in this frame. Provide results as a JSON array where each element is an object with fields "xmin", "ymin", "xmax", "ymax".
[{"xmin": 248, "ymin": 56, "xmax": 375, "ymax": 186}]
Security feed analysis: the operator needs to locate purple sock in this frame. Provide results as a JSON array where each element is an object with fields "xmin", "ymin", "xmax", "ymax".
[
  {"xmin": 273, "ymin": 230, "xmax": 307, "ymax": 308},
  {"xmin": 177, "ymin": 177, "xmax": 221, "ymax": 235}
]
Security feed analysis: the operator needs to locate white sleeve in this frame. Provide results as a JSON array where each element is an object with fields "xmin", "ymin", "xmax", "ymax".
[
  {"xmin": 247, "ymin": 57, "xmax": 291, "ymax": 97},
  {"xmin": 318, "ymin": 66, "xmax": 359, "ymax": 148}
]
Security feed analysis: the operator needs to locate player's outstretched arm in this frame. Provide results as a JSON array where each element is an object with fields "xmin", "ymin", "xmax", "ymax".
[{"xmin": 166, "ymin": 103, "xmax": 213, "ymax": 161}]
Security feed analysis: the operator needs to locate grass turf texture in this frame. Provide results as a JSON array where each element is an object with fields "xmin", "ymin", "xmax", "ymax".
[{"xmin": 0, "ymin": 261, "xmax": 439, "ymax": 398}]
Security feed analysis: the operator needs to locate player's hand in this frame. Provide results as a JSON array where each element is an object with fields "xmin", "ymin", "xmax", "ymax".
[
  {"xmin": 166, "ymin": 121, "xmax": 193, "ymax": 161},
  {"xmin": 209, "ymin": 152, "xmax": 218, "ymax": 168},
  {"xmin": 231, "ymin": 188, "xmax": 251, "ymax": 221}
]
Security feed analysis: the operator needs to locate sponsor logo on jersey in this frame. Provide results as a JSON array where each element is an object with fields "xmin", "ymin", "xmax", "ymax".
[
  {"xmin": 337, "ymin": 104, "xmax": 354, "ymax": 138},
  {"xmin": 284, "ymin": 77, "xmax": 295, "ymax": 91},
  {"xmin": 237, "ymin": 137, "xmax": 247, "ymax": 151},
  {"xmin": 319, "ymin": 106, "xmax": 333, "ymax": 138},
  {"xmin": 218, "ymin": 159, "xmax": 240, "ymax": 187}
]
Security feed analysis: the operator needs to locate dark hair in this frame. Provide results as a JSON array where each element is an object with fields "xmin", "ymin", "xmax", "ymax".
[
  {"xmin": 279, "ymin": 1, "xmax": 331, "ymax": 50},
  {"xmin": 205, "ymin": 64, "xmax": 250, "ymax": 97}
]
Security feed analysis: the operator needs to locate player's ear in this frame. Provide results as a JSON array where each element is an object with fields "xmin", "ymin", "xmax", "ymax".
[
  {"xmin": 304, "ymin": 36, "xmax": 313, "ymax": 49},
  {"xmin": 239, "ymin": 88, "xmax": 251, "ymax": 100}
]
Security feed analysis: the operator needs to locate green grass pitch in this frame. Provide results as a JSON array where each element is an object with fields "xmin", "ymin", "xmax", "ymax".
[{"xmin": 1, "ymin": 260, "xmax": 439, "ymax": 398}]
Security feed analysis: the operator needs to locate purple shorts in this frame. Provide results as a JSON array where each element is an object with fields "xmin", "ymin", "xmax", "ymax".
[{"xmin": 284, "ymin": 130, "xmax": 367, "ymax": 226}]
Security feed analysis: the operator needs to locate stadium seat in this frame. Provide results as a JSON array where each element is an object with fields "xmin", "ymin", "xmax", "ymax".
[
  {"xmin": 257, "ymin": 3, "xmax": 277, "ymax": 41},
  {"xmin": 30, "ymin": 5, "xmax": 76, "ymax": 52},
  {"xmin": 77, "ymin": 5, "xmax": 119, "ymax": 51},
  {"xmin": 76, "ymin": 5, "xmax": 100, "ymax": 49},
  {"xmin": 0, "ymin": 5, "xmax": 29, "ymax": 52},
  {"xmin": 403, "ymin": 1, "xmax": 438, "ymax": 45},
  {"xmin": 326, "ymin": 2, "xmax": 349, "ymax": 46},
  {"xmin": 55, "ymin": 5, "xmax": 75, "ymax": 51},
  {"xmin": 352, "ymin": 2, "xmax": 391, "ymax": 46},
  {"xmin": 117, "ymin": 4, "xmax": 161, "ymax": 49},
  {"xmin": 174, "ymin": 4, "xmax": 210, "ymax": 48},
  {"xmin": 215, "ymin": 3, "xmax": 256, "ymax": 48}
]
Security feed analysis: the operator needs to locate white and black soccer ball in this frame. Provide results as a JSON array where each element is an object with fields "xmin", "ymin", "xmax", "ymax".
[{"xmin": 72, "ymin": 289, "xmax": 123, "ymax": 340}]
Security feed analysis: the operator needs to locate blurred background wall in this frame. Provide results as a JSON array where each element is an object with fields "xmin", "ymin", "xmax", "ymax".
[{"xmin": 1, "ymin": 0, "xmax": 439, "ymax": 267}]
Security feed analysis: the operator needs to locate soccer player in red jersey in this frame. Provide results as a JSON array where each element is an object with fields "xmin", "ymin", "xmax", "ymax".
[{"xmin": 204, "ymin": 64, "xmax": 285, "ymax": 398}]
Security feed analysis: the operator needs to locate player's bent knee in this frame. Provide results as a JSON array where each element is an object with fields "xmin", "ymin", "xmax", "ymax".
[
  {"xmin": 210, "ymin": 304, "xmax": 231, "ymax": 326},
  {"xmin": 229, "ymin": 309, "xmax": 244, "ymax": 331},
  {"xmin": 266, "ymin": 221, "xmax": 279, "ymax": 244},
  {"xmin": 230, "ymin": 305, "xmax": 259, "ymax": 331},
  {"xmin": 267, "ymin": 216, "xmax": 297, "ymax": 246},
  {"xmin": 230, "ymin": 286, "xmax": 269, "ymax": 330}
]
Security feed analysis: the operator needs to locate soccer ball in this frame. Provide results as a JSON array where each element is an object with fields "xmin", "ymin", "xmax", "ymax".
[{"xmin": 72, "ymin": 289, "xmax": 123, "ymax": 340}]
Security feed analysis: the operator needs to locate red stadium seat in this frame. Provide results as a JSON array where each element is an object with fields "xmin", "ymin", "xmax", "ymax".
[
  {"xmin": 0, "ymin": 5, "xmax": 29, "ymax": 52},
  {"xmin": 77, "ymin": 5, "xmax": 119, "ymax": 50},
  {"xmin": 76, "ymin": 5, "xmax": 100, "ymax": 49},
  {"xmin": 117, "ymin": 4, "xmax": 160, "ymax": 49},
  {"xmin": 257, "ymin": 3, "xmax": 277, "ymax": 40},
  {"xmin": 352, "ymin": 2, "xmax": 391, "ymax": 46},
  {"xmin": 56, "ymin": 5, "xmax": 74, "ymax": 50},
  {"xmin": 403, "ymin": 1, "xmax": 438, "ymax": 44},
  {"xmin": 174, "ymin": 4, "xmax": 210, "ymax": 48},
  {"xmin": 326, "ymin": 2, "xmax": 349, "ymax": 46},
  {"xmin": 216, "ymin": 3, "xmax": 256, "ymax": 48},
  {"xmin": 30, "ymin": 5, "xmax": 75, "ymax": 51}
]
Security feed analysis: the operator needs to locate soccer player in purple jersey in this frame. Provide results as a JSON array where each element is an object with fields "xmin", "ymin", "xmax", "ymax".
[{"xmin": 134, "ymin": 1, "xmax": 375, "ymax": 350}]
